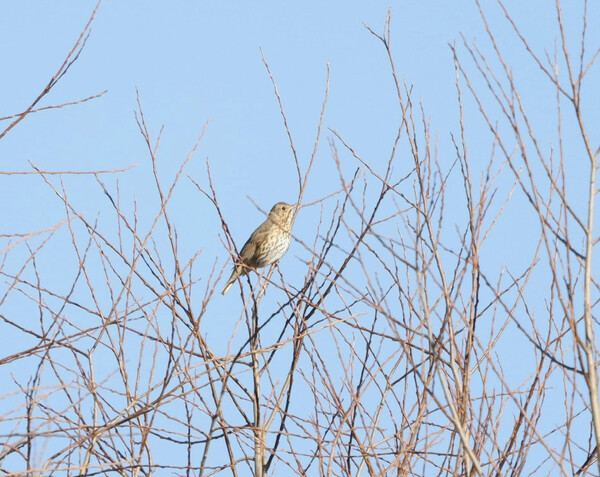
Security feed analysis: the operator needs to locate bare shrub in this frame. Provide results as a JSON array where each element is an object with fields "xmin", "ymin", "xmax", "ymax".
[{"xmin": 0, "ymin": 1, "xmax": 598, "ymax": 476}]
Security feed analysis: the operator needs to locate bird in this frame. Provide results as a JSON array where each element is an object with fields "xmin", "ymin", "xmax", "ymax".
[{"xmin": 221, "ymin": 202, "xmax": 298, "ymax": 295}]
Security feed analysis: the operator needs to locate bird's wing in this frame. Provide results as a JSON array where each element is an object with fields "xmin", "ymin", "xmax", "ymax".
[{"xmin": 239, "ymin": 237, "xmax": 257, "ymax": 263}]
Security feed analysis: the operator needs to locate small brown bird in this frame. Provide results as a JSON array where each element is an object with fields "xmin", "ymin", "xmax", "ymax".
[{"xmin": 221, "ymin": 202, "xmax": 298, "ymax": 295}]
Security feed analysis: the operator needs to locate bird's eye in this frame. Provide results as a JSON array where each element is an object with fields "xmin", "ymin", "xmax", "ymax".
[{"xmin": 281, "ymin": 206, "xmax": 286, "ymax": 210}]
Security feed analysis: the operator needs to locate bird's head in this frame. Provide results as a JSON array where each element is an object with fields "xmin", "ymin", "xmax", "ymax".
[{"xmin": 269, "ymin": 202, "xmax": 298, "ymax": 225}]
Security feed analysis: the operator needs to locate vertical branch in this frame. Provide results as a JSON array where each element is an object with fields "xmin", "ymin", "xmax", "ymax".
[
  {"xmin": 581, "ymin": 111, "xmax": 600, "ymax": 475},
  {"xmin": 251, "ymin": 325, "xmax": 265, "ymax": 477}
]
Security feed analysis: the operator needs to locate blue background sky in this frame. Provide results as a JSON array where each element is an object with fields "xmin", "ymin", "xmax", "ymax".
[{"xmin": 1, "ymin": 0, "xmax": 578, "ymax": 278}]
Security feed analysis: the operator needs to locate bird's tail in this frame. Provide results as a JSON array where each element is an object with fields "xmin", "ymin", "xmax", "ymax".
[
  {"xmin": 221, "ymin": 267, "xmax": 241, "ymax": 295},
  {"xmin": 221, "ymin": 279, "xmax": 235, "ymax": 295}
]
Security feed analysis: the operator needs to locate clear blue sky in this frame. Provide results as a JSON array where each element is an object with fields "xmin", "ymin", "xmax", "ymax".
[
  {"xmin": 1, "ymin": 1, "xmax": 598, "ymax": 474},
  {"xmin": 1, "ymin": 0, "xmax": 579, "ymax": 274}
]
